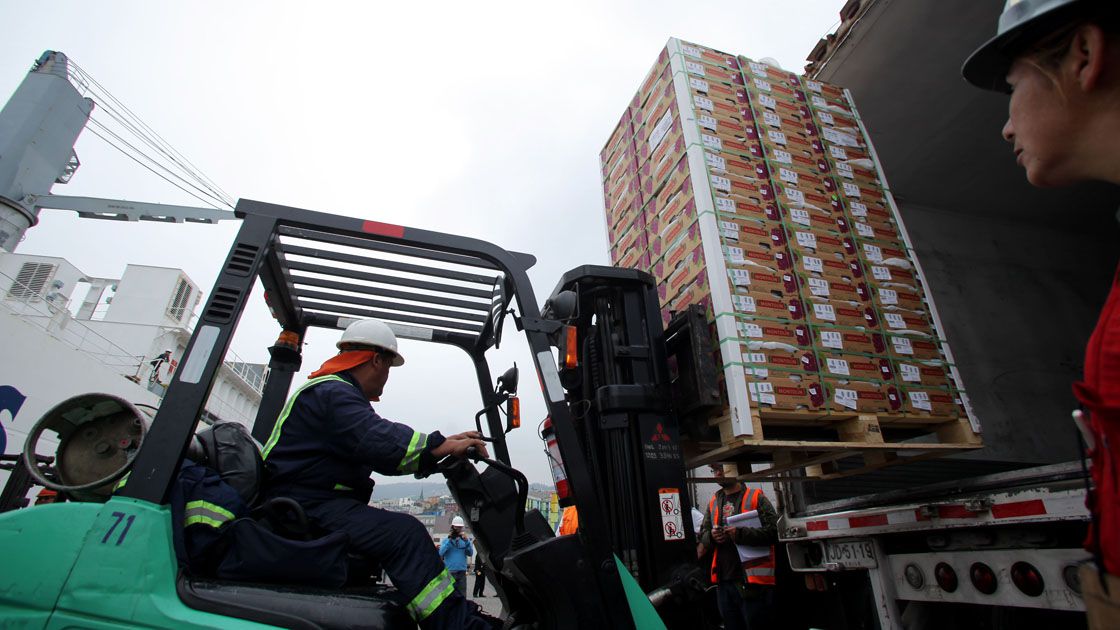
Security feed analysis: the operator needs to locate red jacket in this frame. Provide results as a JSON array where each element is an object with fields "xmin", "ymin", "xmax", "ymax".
[{"xmin": 1073, "ymin": 269, "xmax": 1120, "ymax": 576}]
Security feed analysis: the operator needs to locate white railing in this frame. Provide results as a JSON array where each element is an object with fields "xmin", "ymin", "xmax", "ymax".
[
  {"xmin": 0, "ymin": 269, "xmax": 144, "ymax": 374},
  {"xmin": 223, "ymin": 353, "xmax": 268, "ymax": 394},
  {"xmin": 203, "ymin": 395, "xmax": 256, "ymax": 428}
]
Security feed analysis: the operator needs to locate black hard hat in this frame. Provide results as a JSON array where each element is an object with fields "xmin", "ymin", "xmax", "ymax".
[{"xmin": 962, "ymin": 0, "xmax": 1089, "ymax": 92}]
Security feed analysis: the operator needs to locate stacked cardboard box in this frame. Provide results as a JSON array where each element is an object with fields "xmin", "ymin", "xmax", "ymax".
[{"xmin": 599, "ymin": 38, "xmax": 979, "ymax": 441}]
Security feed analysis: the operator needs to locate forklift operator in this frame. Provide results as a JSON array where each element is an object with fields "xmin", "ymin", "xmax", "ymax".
[{"xmin": 259, "ymin": 318, "xmax": 492, "ymax": 629}]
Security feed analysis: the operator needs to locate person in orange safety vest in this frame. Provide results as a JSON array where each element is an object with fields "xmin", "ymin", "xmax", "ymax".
[
  {"xmin": 557, "ymin": 506, "xmax": 579, "ymax": 536},
  {"xmin": 698, "ymin": 463, "xmax": 777, "ymax": 630}
]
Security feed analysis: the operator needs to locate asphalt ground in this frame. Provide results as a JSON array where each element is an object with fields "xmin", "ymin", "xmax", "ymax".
[{"xmin": 468, "ymin": 591, "xmax": 505, "ymax": 618}]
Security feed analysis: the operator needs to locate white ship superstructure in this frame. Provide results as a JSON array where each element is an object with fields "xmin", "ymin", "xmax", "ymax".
[{"xmin": 0, "ymin": 251, "xmax": 266, "ymax": 481}]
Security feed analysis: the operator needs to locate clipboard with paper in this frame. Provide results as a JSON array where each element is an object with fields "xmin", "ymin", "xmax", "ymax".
[{"xmin": 726, "ymin": 509, "xmax": 770, "ymax": 563}]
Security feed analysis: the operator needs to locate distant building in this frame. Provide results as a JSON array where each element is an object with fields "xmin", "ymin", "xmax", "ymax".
[{"xmin": 526, "ymin": 491, "xmax": 559, "ymax": 526}]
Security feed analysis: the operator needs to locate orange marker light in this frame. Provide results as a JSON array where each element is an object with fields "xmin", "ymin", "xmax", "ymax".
[
  {"xmin": 276, "ymin": 330, "xmax": 301, "ymax": 349},
  {"xmin": 509, "ymin": 397, "xmax": 521, "ymax": 429},
  {"xmin": 562, "ymin": 325, "xmax": 578, "ymax": 369}
]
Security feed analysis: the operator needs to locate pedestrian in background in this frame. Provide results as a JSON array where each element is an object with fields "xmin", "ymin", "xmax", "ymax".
[
  {"xmin": 698, "ymin": 464, "xmax": 778, "ymax": 630},
  {"xmin": 472, "ymin": 556, "xmax": 488, "ymax": 598},
  {"xmin": 440, "ymin": 515, "xmax": 474, "ymax": 596}
]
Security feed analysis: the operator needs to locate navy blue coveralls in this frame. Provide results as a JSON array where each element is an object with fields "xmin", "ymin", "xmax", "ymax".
[{"xmin": 261, "ymin": 371, "xmax": 483, "ymax": 629}]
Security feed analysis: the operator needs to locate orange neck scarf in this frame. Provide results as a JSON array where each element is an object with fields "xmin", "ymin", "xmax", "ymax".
[{"xmin": 309, "ymin": 350, "xmax": 376, "ymax": 379}]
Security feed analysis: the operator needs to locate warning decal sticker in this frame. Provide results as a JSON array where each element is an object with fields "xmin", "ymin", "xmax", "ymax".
[{"xmin": 659, "ymin": 488, "xmax": 686, "ymax": 541}]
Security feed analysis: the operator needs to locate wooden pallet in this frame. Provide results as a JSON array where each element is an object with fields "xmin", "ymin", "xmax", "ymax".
[{"xmin": 682, "ymin": 408, "xmax": 982, "ymax": 482}]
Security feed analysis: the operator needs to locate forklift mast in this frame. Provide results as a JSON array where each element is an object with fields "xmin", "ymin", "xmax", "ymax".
[{"xmin": 546, "ymin": 266, "xmax": 710, "ymax": 607}]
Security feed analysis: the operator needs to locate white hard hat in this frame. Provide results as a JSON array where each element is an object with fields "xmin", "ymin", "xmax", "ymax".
[
  {"xmin": 962, "ymin": 0, "xmax": 1091, "ymax": 92},
  {"xmin": 451, "ymin": 516, "xmax": 465, "ymax": 528},
  {"xmin": 337, "ymin": 319, "xmax": 404, "ymax": 366}
]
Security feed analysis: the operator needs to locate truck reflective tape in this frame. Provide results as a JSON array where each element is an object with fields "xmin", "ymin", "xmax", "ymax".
[
  {"xmin": 937, "ymin": 505, "xmax": 981, "ymax": 519},
  {"xmin": 991, "ymin": 500, "xmax": 1047, "ymax": 519},
  {"xmin": 807, "ymin": 520, "xmax": 829, "ymax": 531},
  {"xmin": 179, "ymin": 325, "xmax": 219, "ymax": 384},
  {"xmin": 849, "ymin": 514, "xmax": 889, "ymax": 528},
  {"xmin": 886, "ymin": 509, "xmax": 923, "ymax": 525},
  {"xmin": 361, "ymin": 221, "xmax": 405, "ymax": 238},
  {"xmin": 659, "ymin": 489, "xmax": 686, "ymax": 540},
  {"xmin": 1041, "ymin": 494, "xmax": 1089, "ymax": 518},
  {"xmin": 537, "ymin": 351, "xmax": 565, "ymax": 402}
]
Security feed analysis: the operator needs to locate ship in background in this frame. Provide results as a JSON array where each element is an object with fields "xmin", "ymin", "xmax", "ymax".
[
  {"xmin": 0, "ymin": 52, "xmax": 265, "ymax": 496},
  {"xmin": 0, "ymin": 252, "xmax": 268, "ymax": 492}
]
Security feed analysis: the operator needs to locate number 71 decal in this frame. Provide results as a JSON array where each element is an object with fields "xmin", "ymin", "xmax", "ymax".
[{"xmin": 101, "ymin": 511, "xmax": 136, "ymax": 546}]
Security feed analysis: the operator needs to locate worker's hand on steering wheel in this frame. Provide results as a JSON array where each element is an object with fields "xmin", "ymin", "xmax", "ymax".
[{"xmin": 433, "ymin": 432, "xmax": 489, "ymax": 460}]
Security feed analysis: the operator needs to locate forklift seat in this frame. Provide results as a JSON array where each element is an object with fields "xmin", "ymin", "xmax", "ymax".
[{"xmin": 177, "ymin": 572, "xmax": 414, "ymax": 630}]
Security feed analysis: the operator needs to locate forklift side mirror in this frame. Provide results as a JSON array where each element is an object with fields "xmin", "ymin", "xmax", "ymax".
[
  {"xmin": 497, "ymin": 364, "xmax": 518, "ymax": 396},
  {"xmin": 543, "ymin": 290, "xmax": 578, "ymax": 321}
]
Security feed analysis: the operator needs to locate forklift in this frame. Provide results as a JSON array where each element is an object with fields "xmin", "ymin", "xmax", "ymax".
[{"xmin": 0, "ymin": 198, "xmax": 717, "ymax": 628}]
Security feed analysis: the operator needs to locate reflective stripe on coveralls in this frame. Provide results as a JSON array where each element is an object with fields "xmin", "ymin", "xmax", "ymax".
[
  {"xmin": 262, "ymin": 375, "xmax": 347, "ymax": 459},
  {"xmin": 262, "ymin": 373, "xmax": 429, "ymax": 474},
  {"xmin": 184, "ymin": 500, "xmax": 236, "ymax": 528},
  {"xmin": 408, "ymin": 568, "xmax": 457, "ymax": 621},
  {"xmin": 397, "ymin": 429, "xmax": 429, "ymax": 474},
  {"xmin": 709, "ymin": 488, "xmax": 776, "ymax": 586}
]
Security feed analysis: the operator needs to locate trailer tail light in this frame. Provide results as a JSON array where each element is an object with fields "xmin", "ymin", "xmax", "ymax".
[
  {"xmin": 1063, "ymin": 564, "xmax": 1082, "ymax": 595},
  {"xmin": 508, "ymin": 397, "xmax": 521, "ymax": 430},
  {"xmin": 935, "ymin": 562, "xmax": 958, "ymax": 593},
  {"xmin": 970, "ymin": 562, "xmax": 998, "ymax": 595},
  {"xmin": 904, "ymin": 564, "xmax": 924, "ymax": 589},
  {"xmin": 1011, "ymin": 561, "xmax": 1044, "ymax": 597},
  {"xmin": 561, "ymin": 325, "xmax": 578, "ymax": 369}
]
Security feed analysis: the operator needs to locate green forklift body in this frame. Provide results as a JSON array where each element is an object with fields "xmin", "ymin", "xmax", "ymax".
[{"xmin": 0, "ymin": 497, "xmax": 271, "ymax": 629}]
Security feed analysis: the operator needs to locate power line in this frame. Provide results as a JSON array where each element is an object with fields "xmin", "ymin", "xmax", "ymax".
[
  {"xmin": 86, "ymin": 117, "xmax": 231, "ymax": 209},
  {"xmin": 68, "ymin": 61, "xmax": 235, "ymax": 207},
  {"xmin": 84, "ymin": 125, "xmax": 233, "ymax": 211},
  {"xmin": 65, "ymin": 60, "xmax": 235, "ymax": 209}
]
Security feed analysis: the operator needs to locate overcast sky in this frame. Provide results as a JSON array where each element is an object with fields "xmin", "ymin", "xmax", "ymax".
[{"xmin": 1, "ymin": 0, "xmax": 846, "ymax": 486}]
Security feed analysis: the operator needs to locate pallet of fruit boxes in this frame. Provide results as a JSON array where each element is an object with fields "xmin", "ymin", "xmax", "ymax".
[{"xmin": 598, "ymin": 38, "xmax": 982, "ymax": 482}]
